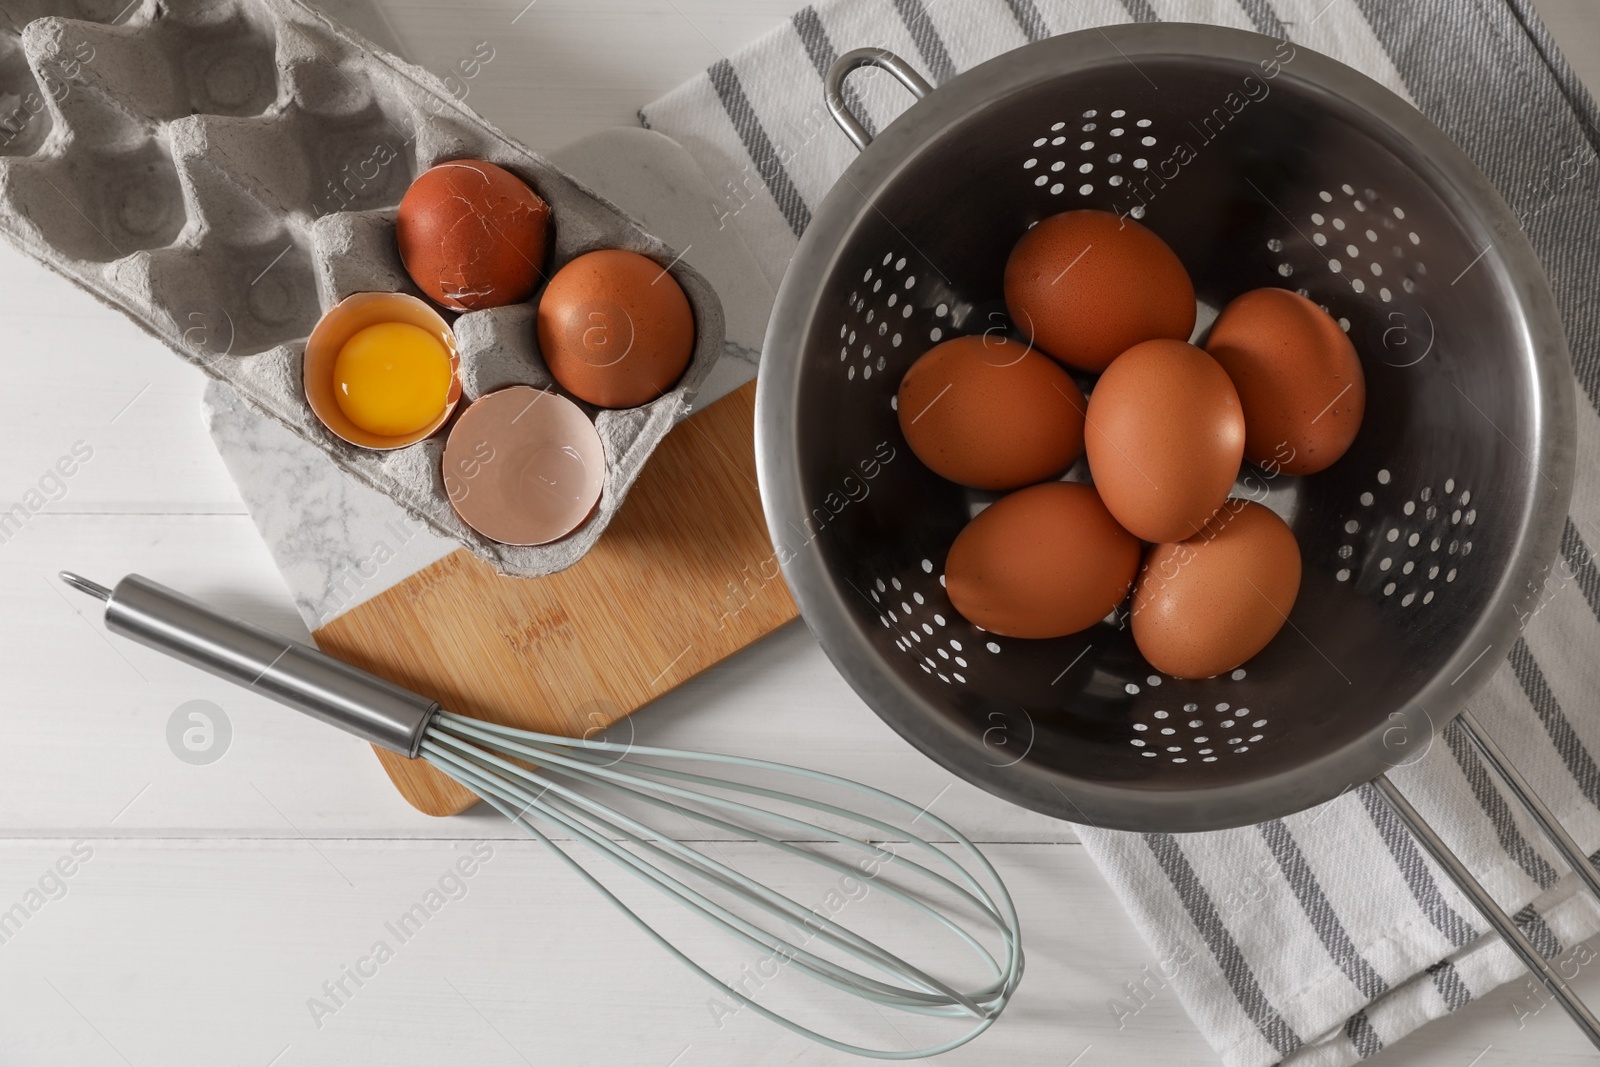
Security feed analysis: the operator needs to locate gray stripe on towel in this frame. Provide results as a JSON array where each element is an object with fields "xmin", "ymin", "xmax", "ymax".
[
  {"xmin": 1005, "ymin": 0, "xmax": 1051, "ymax": 41},
  {"xmin": 1561, "ymin": 516, "xmax": 1600, "ymax": 621},
  {"xmin": 1354, "ymin": 0, "xmax": 1600, "ymax": 414},
  {"xmin": 1443, "ymin": 720, "xmax": 1560, "ymax": 891},
  {"xmin": 1259, "ymin": 819, "xmax": 1389, "ymax": 999},
  {"xmin": 1119, "ymin": 0, "xmax": 1160, "ymax": 22},
  {"xmin": 1236, "ymin": 0, "xmax": 1287, "ymax": 38},
  {"xmin": 1145, "ymin": 833, "xmax": 1303, "ymax": 1057},
  {"xmin": 1357, "ymin": 783, "xmax": 1478, "ymax": 948},
  {"xmin": 1510, "ymin": 637, "xmax": 1600, "ymax": 810},
  {"xmin": 890, "ymin": 0, "xmax": 957, "ymax": 85},
  {"xmin": 1427, "ymin": 960, "xmax": 1472, "ymax": 1011},
  {"xmin": 1503, "ymin": 0, "xmax": 1600, "ymax": 147},
  {"xmin": 1344, "ymin": 1009, "xmax": 1382, "ymax": 1058},
  {"xmin": 1515, "ymin": 903, "xmax": 1562, "ymax": 960},
  {"xmin": 791, "ymin": 7, "xmax": 878, "ymax": 143},
  {"xmin": 708, "ymin": 59, "xmax": 813, "ymax": 239}
]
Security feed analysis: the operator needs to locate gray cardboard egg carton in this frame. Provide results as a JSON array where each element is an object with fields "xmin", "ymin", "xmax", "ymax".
[{"xmin": 0, "ymin": 0, "xmax": 724, "ymax": 577}]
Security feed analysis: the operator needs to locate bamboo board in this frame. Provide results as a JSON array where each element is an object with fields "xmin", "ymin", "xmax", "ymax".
[{"xmin": 313, "ymin": 379, "xmax": 798, "ymax": 815}]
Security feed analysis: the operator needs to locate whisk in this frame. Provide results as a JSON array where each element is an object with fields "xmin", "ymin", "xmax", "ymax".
[{"xmin": 60, "ymin": 572, "xmax": 1023, "ymax": 1058}]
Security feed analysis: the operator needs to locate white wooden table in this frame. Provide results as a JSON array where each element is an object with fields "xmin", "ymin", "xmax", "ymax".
[{"xmin": 4, "ymin": 2, "xmax": 1599, "ymax": 1063}]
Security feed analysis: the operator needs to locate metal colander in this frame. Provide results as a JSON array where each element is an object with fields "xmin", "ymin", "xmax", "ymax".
[{"xmin": 755, "ymin": 24, "xmax": 1574, "ymax": 834}]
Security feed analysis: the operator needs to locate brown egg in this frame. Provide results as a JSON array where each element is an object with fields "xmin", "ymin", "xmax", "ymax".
[
  {"xmin": 897, "ymin": 335, "xmax": 1086, "ymax": 490},
  {"xmin": 1085, "ymin": 339, "xmax": 1244, "ymax": 543},
  {"xmin": 1004, "ymin": 210, "xmax": 1196, "ymax": 372},
  {"xmin": 1206, "ymin": 288, "xmax": 1366, "ymax": 475},
  {"xmin": 945, "ymin": 482, "xmax": 1141, "ymax": 639},
  {"xmin": 396, "ymin": 160, "xmax": 551, "ymax": 311},
  {"xmin": 1131, "ymin": 500, "xmax": 1301, "ymax": 678},
  {"xmin": 537, "ymin": 250, "xmax": 696, "ymax": 409}
]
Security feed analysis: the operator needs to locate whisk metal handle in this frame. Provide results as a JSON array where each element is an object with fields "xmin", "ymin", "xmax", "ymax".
[
  {"xmin": 1374, "ymin": 773, "xmax": 1600, "ymax": 1048},
  {"xmin": 70, "ymin": 573, "xmax": 437, "ymax": 757},
  {"xmin": 825, "ymin": 48, "xmax": 932, "ymax": 151}
]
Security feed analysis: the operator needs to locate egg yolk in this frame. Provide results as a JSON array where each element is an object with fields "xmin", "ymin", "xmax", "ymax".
[{"xmin": 333, "ymin": 322, "xmax": 453, "ymax": 437}]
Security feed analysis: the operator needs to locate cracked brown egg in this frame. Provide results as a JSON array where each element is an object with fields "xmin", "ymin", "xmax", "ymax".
[
  {"xmin": 537, "ymin": 250, "xmax": 695, "ymax": 409},
  {"xmin": 396, "ymin": 159, "xmax": 551, "ymax": 311}
]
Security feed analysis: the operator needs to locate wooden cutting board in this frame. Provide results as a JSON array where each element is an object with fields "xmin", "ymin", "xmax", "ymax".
[{"xmin": 312, "ymin": 379, "xmax": 798, "ymax": 816}]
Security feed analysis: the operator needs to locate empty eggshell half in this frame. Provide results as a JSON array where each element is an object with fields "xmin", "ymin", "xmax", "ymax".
[
  {"xmin": 304, "ymin": 291, "xmax": 462, "ymax": 451},
  {"xmin": 442, "ymin": 385, "xmax": 606, "ymax": 546}
]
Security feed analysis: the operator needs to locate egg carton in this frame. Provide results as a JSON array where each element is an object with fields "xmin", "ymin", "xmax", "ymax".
[{"xmin": 0, "ymin": 0, "xmax": 724, "ymax": 577}]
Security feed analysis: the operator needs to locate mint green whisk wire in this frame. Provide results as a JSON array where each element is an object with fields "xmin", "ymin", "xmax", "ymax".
[
  {"xmin": 422, "ymin": 711, "xmax": 1024, "ymax": 1059},
  {"xmin": 425, "ymin": 734, "xmax": 998, "ymax": 1014},
  {"xmin": 59, "ymin": 572, "xmax": 1022, "ymax": 1060},
  {"xmin": 432, "ymin": 714, "xmax": 1013, "ymax": 982}
]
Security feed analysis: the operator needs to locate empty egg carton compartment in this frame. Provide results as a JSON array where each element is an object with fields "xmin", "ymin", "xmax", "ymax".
[{"xmin": 0, "ymin": 0, "xmax": 724, "ymax": 577}]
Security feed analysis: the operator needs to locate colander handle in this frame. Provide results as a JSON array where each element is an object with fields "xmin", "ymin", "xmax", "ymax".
[{"xmin": 825, "ymin": 48, "xmax": 933, "ymax": 152}]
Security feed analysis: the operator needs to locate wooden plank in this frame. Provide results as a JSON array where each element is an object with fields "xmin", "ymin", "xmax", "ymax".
[{"xmin": 313, "ymin": 379, "xmax": 799, "ymax": 815}]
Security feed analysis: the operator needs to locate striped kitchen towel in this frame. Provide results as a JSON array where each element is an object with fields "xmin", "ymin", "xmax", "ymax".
[{"xmin": 641, "ymin": 1, "xmax": 1600, "ymax": 1065}]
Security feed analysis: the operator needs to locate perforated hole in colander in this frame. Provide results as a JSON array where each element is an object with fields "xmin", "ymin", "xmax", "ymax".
[
  {"xmin": 874, "ymin": 563, "xmax": 1004, "ymax": 686},
  {"xmin": 1274, "ymin": 183, "xmax": 1429, "ymax": 317},
  {"xmin": 1335, "ymin": 469, "xmax": 1474, "ymax": 606},
  {"xmin": 845, "ymin": 253, "xmax": 923, "ymax": 382},
  {"xmin": 1127, "ymin": 684, "xmax": 1269, "ymax": 763},
  {"xmin": 1022, "ymin": 108, "xmax": 1158, "ymax": 214},
  {"xmin": 866, "ymin": 546, "xmax": 1278, "ymax": 766},
  {"xmin": 844, "ymin": 252, "xmax": 974, "ymax": 393}
]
